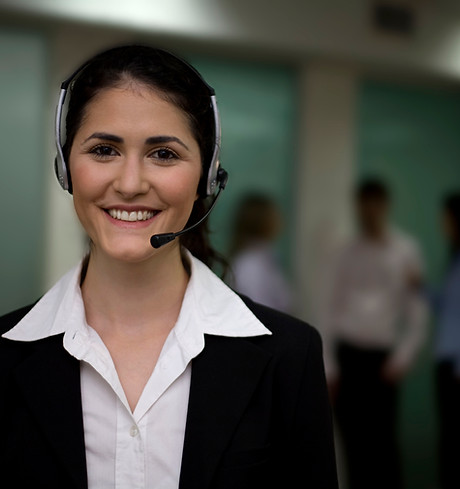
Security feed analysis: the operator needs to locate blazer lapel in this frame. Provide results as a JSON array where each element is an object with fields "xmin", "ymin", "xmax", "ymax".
[
  {"xmin": 179, "ymin": 334, "xmax": 272, "ymax": 489},
  {"xmin": 14, "ymin": 334, "xmax": 88, "ymax": 489}
]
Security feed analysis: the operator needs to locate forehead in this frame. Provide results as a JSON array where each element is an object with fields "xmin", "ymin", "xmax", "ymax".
[{"xmin": 79, "ymin": 82, "xmax": 192, "ymax": 133}]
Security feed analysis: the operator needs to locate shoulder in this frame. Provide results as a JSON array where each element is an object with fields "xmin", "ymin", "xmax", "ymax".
[
  {"xmin": 391, "ymin": 228, "xmax": 421, "ymax": 254},
  {"xmin": 0, "ymin": 306, "xmax": 37, "ymax": 381},
  {"xmin": 231, "ymin": 249, "xmax": 266, "ymax": 275},
  {"xmin": 239, "ymin": 294, "xmax": 323, "ymax": 355},
  {"xmin": 237, "ymin": 296, "xmax": 329, "ymax": 419},
  {"xmin": 0, "ymin": 303, "xmax": 41, "ymax": 367},
  {"xmin": 0, "ymin": 303, "xmax": 35, "ymax": 337},
  {"xmin": 389, "ymin": 229, "xmax": 424, "ymax": 272}
]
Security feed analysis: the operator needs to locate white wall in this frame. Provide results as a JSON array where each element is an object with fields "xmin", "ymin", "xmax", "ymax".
[{"xmin": 295, "ymin": 62, "xmax": 358, "ymax": 324}]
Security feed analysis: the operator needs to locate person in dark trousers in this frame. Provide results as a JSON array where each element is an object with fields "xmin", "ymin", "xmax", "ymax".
[
  {"xmin": 434, "ymin": 192, "xmax": 460, "ymax": 489},
  {"xmin": 323, "ymin": 178, "xmax": 427, "ymax": 489},
  {"xmin": 0, "ymin": 44, "xmax": 338, "ymax": 489}
]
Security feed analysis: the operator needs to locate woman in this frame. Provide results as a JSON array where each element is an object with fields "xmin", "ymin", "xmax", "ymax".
[
  {"xmin": 229, "ymin": 193, "xmax": 293, "ymax": 312},
  {"xmin": 0, "ymin": 45, "xmax": 337, "ymax": 489},
  {"xmin": 434, "ymin": 192, "xmax": 460, "ymax": 489}
]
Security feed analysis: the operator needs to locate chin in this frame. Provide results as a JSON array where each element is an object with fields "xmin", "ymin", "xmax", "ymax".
[{"xmin": 99, "ymin": 238, "xmax": 157, "ymax": 264}]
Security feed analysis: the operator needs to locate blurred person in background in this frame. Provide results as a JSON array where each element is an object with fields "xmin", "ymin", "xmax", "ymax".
[
  {"xmin": 434, "ymin": 192, "xmax": 460, "ymax": 489},
  {"xmin": 323, "ymin": 178, "xmax": 427, "ymax": 489},
  {"xmin": 228, "ymin": 193, "xmax": 293, "ymax": 313}
]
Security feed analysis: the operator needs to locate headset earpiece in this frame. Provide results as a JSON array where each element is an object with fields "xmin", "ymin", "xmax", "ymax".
[
  {"xmin": 54, "ymin": 156, "xmax": 72, "ymax": 194},
  {"xmin": 54, "ymin": 85, "xmax": 72, "ymax": 193}
]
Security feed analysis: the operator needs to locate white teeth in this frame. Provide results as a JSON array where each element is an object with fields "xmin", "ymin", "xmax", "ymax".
[{"xmin": 108, "ymin": 209, "xmax": 156, "ymax": 222}]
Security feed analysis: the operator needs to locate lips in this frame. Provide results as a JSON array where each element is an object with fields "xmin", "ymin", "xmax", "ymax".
[{"xmin": 106, "ymin": 209, "xmax": 159, "ymax": 222}]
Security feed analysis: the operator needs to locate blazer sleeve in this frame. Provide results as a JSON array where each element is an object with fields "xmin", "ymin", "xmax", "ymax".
[
  {"xmin": 242, "ymin": 297, "xmax": 339, "ymax": 488},
  {"xmin": 288, "ymin": 327, "xmax": 338, "ymax": 488}
]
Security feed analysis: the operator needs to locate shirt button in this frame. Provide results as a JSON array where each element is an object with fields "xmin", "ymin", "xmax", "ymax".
[{"xmin": 130, "ymin": 425, "xmax": 139, "ymax": 437}]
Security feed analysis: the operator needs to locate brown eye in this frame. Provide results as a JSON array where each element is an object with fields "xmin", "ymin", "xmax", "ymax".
[
  {"xmin": 151, "ymin": 148, "xmax": 178, "ymax": 161},
  {"xmin": 90, "ymin": 145, "xmax": 118, "ymax": 158}
]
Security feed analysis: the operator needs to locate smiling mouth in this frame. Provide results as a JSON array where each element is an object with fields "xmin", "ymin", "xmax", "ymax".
[{"xmin": 106, "ymin": 209, "xmax": 159, "ymax": 222}]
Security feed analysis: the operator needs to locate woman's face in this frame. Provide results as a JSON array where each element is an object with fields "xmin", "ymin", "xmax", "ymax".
[{"xmin": 69, "ymin": 82, "xmax": 202, "ymax": 263}]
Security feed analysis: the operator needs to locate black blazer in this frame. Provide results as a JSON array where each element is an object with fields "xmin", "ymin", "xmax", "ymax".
[{"xmin": 0, "ymin": 297, "xmax": 338, "ymax": 489}]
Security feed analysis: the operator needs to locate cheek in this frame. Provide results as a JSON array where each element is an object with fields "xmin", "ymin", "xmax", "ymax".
[
  {"xmin": 71, "ymin": 168, "xmax": 91, "ymax": 198},
  {"xmin": 159, "ymin": 167, "xmax": 202, "ymax": 207},
  {"xmin": 70, "ymin": 155, "xmax": 109, "ymax": 198},
  {"xmin": 69, "ymin": 152, "xmax": 90, "ymax": 195},
  {"xmin": 69, "ymin": 161, "xmax": 105, "ymax": 225}
]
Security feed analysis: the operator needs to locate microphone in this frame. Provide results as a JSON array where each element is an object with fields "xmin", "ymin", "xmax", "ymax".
[{"xmin": 150, "ymin": 168, "xmax": 228, "ymax": 249}]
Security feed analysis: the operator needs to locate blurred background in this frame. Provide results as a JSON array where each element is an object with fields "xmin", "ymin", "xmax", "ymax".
[{"xmin": 2, "ymin": 0, "xmax": 460, "ymax": 487}]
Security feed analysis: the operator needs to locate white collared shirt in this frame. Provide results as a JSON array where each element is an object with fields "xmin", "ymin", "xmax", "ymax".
[
  {"xmin": 321, "ymin": 229, "xmax": 427, "ymax": 379},
  {"xmin": 3, "ymin": 251, "xmax": 271, "ymax": 489}
]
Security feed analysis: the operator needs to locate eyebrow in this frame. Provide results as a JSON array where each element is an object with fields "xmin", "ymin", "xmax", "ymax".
[{"xmin": 82, "ymin": 132, "xmax": 189, "ymax": 150}]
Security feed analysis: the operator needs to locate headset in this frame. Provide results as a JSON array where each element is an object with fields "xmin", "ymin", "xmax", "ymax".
[
  {"xmin": 53, "ymin": 46, "xmax": 228, "ymax": 248},
  {"xmin": 54, "ymin": 46, "xmax": 226, "ymax": 197}
]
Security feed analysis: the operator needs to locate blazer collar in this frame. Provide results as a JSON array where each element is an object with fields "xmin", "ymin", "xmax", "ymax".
[
  {"xmin": 179, "ymin": 334, "xmax": 272, "ymax": 489},
  {"xmin": 13, "ymin": 334, "xmax": 88, "ymax": 489}
]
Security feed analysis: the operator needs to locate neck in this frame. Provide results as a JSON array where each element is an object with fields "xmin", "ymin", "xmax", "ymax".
[{"xmin": 81, "ymin": 244, "xmax": 189, "ymax": 338}]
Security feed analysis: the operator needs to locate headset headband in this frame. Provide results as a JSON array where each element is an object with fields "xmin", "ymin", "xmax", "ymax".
[{"xmin": 54, "ymin": 47, "xmax": 222, "ymax": 197}]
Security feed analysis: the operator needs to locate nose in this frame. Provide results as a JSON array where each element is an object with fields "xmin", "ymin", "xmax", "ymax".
[{"xmin": 113, "ymin": 155, "xmax": 150, "ymax": 198}]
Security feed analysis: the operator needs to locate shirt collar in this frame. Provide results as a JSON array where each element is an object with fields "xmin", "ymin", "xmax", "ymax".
[{"xmin": 2, "ymin": 250, "xmax": 271, "ymax": 342}]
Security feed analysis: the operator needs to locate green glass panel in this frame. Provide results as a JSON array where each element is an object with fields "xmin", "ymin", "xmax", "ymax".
[
  {"xmin": 189, "ymin": 56, "xmax": 298, "ymax": 273},
  {"xmin": 357, "ymin": 80, "xmax": 460, "ymax": 489},
  {"xmin": 0, "ymin": 29, "xmax": 47, "ymax": 315}
]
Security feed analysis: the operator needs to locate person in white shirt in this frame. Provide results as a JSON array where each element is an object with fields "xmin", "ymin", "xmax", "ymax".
[
  {"xmin": 229, "ymin": 193, "xmax": 293, "ymax": 313},
  {"xmin": 0, "ymin": 45, "xmax": 337, "ymax": 489},
  {"xmin": 323, "ymin": 178, "xmax": 427, "ymax": 489}
]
